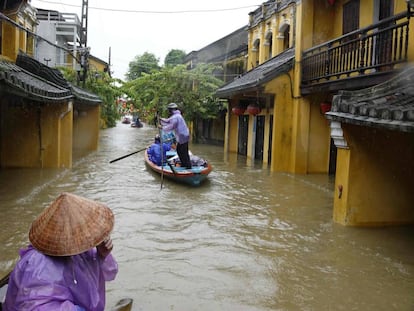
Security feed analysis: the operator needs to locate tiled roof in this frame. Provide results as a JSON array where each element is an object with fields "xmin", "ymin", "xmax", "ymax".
[
  {"xmin": 326, "ymin": 65, "xmax": 414, "ymax": 133},
  {"xmin": 215, "ymin": 48, "xmax": 295, "ymax": 97},
  {"xmin": 71, "ymin": 84, "xmax": 102, "ymax": 105},
  {"xmin": 185, "ymin": 26, "xmax": 248, "ymax": 64},
  {"xmin": 16, "ymin": 52, "xmax": 70, "ymax": 89},
  {"xmin": 0, "ymin": 59, "xmax": 73, "ymax": 102},
  {"xmin": 0, "ymin": 53, "xmax": 102, "ymax": 105}
]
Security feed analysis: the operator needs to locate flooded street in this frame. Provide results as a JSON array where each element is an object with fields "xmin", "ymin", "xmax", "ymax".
[{"xmin": 0, "ymin": 123, "xmax": 413, "ymax": 311}]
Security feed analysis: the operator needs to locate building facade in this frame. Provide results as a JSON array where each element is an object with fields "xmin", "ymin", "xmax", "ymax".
[
  {"xmin": 184, "ymin": 26, "xmax": 248, "ymax": 145},
  {"xmin": 0, "ymin": 0, "xmax": 102, "ymax": 169},
  {"xmin": 216, "ymin": 0, "xmax": 414, "ymax": 226}
]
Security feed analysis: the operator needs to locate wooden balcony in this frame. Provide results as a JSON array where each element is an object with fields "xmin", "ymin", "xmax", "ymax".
[{"xmin": 301, "ymin": 12, "xmax": 411, "ymax": 95}]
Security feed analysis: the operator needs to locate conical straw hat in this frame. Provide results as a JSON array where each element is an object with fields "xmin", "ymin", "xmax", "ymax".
[{"xmin": 29, "ymin": 192, "xmax": 114, "ymax": 256}]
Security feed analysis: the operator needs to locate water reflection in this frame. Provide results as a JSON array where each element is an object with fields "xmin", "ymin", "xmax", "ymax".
[{"xmin": 0, "ymin": 123, "xmax": 413, "ymax": 310}]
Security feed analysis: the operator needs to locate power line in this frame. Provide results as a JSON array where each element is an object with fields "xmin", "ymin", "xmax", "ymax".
[{"xmin": 33, "ymin": 0, "xmax": 259, "ymax": 14}]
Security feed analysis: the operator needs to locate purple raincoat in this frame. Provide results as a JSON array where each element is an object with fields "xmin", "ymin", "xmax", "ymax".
[
  {"xmin": 160, "ymin": 110, "xmax": 189, "ymax": 144},
  {"xmin": 3, "ymin": 245, "xmax": 118, "ymax": 311}
]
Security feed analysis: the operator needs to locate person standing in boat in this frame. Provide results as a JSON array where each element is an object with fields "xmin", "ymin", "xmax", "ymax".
[
  {"xmin": 3, "ymin": 192, "xmax": 118, "ymax": 311},
  {"xmin": 159, "ymin": 103, "xmax": 192, "ymax": 169},
  {"xmin": 147, "ymin": 134, "xmax": 171, "ymax": 166}
]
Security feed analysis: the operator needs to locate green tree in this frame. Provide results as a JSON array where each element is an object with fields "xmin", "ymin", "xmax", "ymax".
[
  {"xmin": 164, "ymin": 49, "xmax": 186, "ymax": 67},
  {"xmin": 126, "ymin": 52, "xmax": 160, "ymax": 81},
  {"xmin": 59, "ymin": 67, "xmax": 123, "ymax": 128},
  {"xmin": 122, "ymin": 63, "xmax": 224, "ymax": 124}
]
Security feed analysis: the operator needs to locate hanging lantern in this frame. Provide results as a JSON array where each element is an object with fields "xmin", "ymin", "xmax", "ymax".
[
  {"xmin": 320, "ymin": 102, "xmax": 332, "ymax": 114},
  {"xmin": 327, "ymin": 0, "xmax": 335, "ymax": 5},
  {"xmin": 231, "ymin": 106, "xmax": 246, "ymax": 116},
  {"xmin": 247, "ymin": 104, "xmax": 261, "ymax": 115}
]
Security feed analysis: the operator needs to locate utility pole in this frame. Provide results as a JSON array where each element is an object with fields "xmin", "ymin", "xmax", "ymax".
[
  {"xmin": 108, "ymin": 47, "xmax": 112, "ymax": 77},
  {"xmin": 79, "ymin": 0, "xmax": 89, "ymax": 87}
]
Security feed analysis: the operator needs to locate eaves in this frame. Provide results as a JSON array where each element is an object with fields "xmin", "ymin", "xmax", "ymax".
[
  {"xmin": 326, "ymin": 65, "xmax": 414, "ymax": 133},
  {"xmin": 215, "ymin": 48, "xmax": 295, "ymax": 98},
  {"xmin": 0, "ymin": 60, "xmax": 73, "ymax": 103}
]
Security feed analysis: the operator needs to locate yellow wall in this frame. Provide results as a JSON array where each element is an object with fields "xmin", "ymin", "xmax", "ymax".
[
  {"xmin": 264, "ymin": 74, "xmax": 293, "ymax": 172},
  {"xmin": 228, "ymin": 113, "xmax": 239, "ymax": 153},
  {"xmin": 247, "ymin": 4, "xmax": 295, "ymax": 70},
  {"xmin": 334, "ymin": 124, "xmax": 414, "ymax": 226},
  {"xmin": 89, "ymin": 57, "xmax": 108, "ymax": 73},
  {"xmin": 1, "ymin": 98, "xmax": 41, "ymax": 167},
  {"xmin": 307, "ymin": 98, "xmax": 332, "ymax": 173},
  {"xmin": 2, "ymin": 18, "xmax": 19, "ymax": 60},
  {"xmin": 39, "ymin": 102, "xmax": 73, "ymax": 168},
  {"xmin": 73, "ymin": 105, "xmax": 100, "ymax": 152},
  {"xmin": 0, "ymin": 98, "xmax": 73, "ymax": 168}
]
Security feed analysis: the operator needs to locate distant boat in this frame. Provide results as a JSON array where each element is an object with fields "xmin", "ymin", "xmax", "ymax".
[
  {"xmin": 144, "ymin": 149, "xmax": 212, "ymax": 186},
  {"xmin": 121, "ymin": 115, "xmax": 132, "ymax": 124},
  {"xmin": 131, "ymin": 119, "xmax": 143, "ymax": 128}
]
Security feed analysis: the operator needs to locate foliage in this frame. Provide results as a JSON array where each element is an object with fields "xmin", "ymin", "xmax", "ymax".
[
  {"xmin": 125, "ymin": 52, "xmax": 160, "ymax": 81},
  {"xmin": 122, "ymin": 63, "xmax": 225, "ymax": 124},
  {"xmin": 59, "ymin": 67, "xmax": 123, "ymax": 128},
  {"xmin": 164, "ymin": 49, "xmax": 186, "ymax": 67}
]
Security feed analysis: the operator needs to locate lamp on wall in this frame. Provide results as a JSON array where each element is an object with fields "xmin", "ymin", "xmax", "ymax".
[
  {"xmin": 232, "ymin": 106, "xmax": 246, "ymax": 116},
  {"xmin": 247, "ymin": 104, "xmax": 261, "ymax": 115},
  {"xmin": 320, "ymin": 102, "xmax": 332, "ymax": 114}
]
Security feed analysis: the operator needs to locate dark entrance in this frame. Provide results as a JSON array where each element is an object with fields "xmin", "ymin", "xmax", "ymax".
[
  {"xmin": 237, "ymin": 115, "xmax": 249, "ymax": 155},
  {"xmin": 328, "ymin": 139, "xmax": 337, "ymax": 175},
  {"xmin": 254, "ymin": 116, "xmax": 265, "ymax": 161},
  {"xmin": 268, "ymin": 115, "xmax": 273, "ymax": 165}
]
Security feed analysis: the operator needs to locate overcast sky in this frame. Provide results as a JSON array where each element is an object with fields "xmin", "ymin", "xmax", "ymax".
[{"xmin": 30, "ymin": 0, "xmax": 261, "ymax": 80}]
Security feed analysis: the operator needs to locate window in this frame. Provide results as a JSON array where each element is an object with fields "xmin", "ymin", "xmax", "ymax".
[
  {"xmin": 375, "ymin": 0, "xmax": 394, "ymax": 67},
  {"xmin": 252, "ymin": 38, "xmax": 260, "ymax": 67},
  {"xmin": 265, "ymin": 32, "xmax": 273, "ymax": 59},
  {"xmin": 342, "ymin": 0, "xmax": 360, "ymax": 55}
]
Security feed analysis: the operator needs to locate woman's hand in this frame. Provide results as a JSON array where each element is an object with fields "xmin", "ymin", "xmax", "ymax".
[{"xmin": 97, "ymin": 237, "xmax": 113, "ymax": 259}]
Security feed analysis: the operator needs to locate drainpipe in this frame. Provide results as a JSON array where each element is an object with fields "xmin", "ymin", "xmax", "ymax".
[
  {"xmin": 58, "ymin": 101, "xmax": 73, "ymax": 168},
  {"xmin": 38, "ymin": 102, "xmax": 72, "ymax": 168},
  {"xmin": 37, "ymin": 104, "xmax": 43, "ymax": 168},
  {"xmin": 60, "ymin": 102, "xmax": 73, "ymax": 120}
]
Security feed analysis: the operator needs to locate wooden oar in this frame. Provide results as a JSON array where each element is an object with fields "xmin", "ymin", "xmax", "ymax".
[
  {"xmin": 109, "ymin": 147, "xmax": 147, "ymax": 163},
  {"xmin": 111, "ymin": 298, "xmax": 133, "ymax": 311},
  {"xmin": 0, "ymin": 271, "xmax": 10, "ymax": 288}
]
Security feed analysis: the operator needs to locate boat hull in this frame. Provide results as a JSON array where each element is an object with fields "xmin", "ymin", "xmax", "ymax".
[{"xmin": 144, "ymin": 149, "xmax": 212, "ymax": 186}]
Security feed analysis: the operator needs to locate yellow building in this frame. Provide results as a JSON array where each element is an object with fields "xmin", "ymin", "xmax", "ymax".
[
  {"xmin": 217, "ymin": 0, "xmax": 414, "ymax": 226},
  {"xmin": 0, "ymin": 0, "xmax": 102, "ymax": 168}
]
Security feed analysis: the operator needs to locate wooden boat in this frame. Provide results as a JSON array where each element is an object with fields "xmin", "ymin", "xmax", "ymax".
[
  {"xmin": 130, "ymin": 120, "xmax": 143, "ymax": 128},
  {"xmin": 144, "ymin": 149, "xmax": 212, "ymax": 186},
  {"xmin": 121, "ymin": 115, "xmax": 132, "ymax": 124},
  {"xmin": 0, "ymin": 270, "xmax": 133, "ymax": 311}
]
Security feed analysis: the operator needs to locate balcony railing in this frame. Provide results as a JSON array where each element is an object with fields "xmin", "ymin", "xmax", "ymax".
[{"xmin": 301, "ymin": 12, "xmax": 410, "ymax": 90}]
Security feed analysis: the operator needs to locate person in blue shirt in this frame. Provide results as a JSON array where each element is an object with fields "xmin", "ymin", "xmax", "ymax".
[
  {"xmin": 159, "ymin": 103, "xmax": 192, "ymax": 168},
  {"xmin": 147, "ymin": 134, "xmax": 171, "ymax": 166}
]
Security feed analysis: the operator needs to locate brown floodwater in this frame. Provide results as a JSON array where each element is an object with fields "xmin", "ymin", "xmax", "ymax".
[{"xmin": 0, "ymin": 122, "xmax": 413, "ymax": 310}]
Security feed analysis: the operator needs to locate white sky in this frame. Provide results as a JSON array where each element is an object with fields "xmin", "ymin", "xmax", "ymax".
[{"xmin": 30, "ymin": 0, "xmax": 261, "ymax": 80}]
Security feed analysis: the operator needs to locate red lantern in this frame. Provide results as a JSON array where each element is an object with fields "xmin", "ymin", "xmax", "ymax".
[
  {"xmin": 327, "ymin": 0, "xmax": 335, "ymax": 5},
  {"xmin": 320, "ymin": 102, "xmax": 332, "ymax": 114},
  {"xmin": 246, "ymin": 104, "xmax": 261, "ymax": 115},
  {"xmin": 232, "ymin": 106, "xmax": 245, "ymax": 115}
]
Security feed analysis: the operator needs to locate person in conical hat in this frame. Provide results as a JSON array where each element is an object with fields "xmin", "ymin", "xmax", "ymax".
[{"xmin": 3, "ymin": 192, "xmax": 118, "ymax": 311}]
